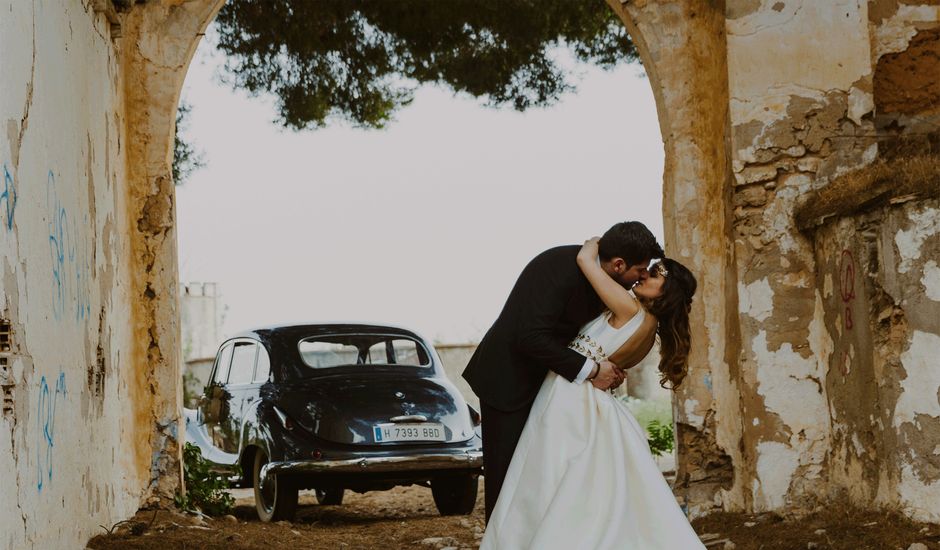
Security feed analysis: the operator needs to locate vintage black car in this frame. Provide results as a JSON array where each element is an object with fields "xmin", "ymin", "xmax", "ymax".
[{"xmin": 184, "ymin": 323, "xmax": 483, "ymax": 522}]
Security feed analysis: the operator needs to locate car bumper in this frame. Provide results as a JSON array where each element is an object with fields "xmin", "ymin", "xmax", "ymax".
[{"xmin": 261, "ymin": 449, "xmax": 483, "ymax": 479}]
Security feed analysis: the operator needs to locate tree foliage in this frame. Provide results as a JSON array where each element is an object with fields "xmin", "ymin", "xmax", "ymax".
[
  {"xmin": 214, "ymin": 0, "xmax": 638, "ymax": 130},
  {"xmin": 173, "ymin": 101, "xmax": 206, "ymax": 186}
]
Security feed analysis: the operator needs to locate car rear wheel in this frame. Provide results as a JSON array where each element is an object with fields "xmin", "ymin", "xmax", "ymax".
[
  {"xmin": 315, "ymin": 488, "xmax": 345, "ymax": 506},
  {"xmin": 431, "ymin": 475, "xmax": 478, "ymax": 515},
  {"xmin": 252, "ymin": 449, "xmax": 298, "ymax": 522}
]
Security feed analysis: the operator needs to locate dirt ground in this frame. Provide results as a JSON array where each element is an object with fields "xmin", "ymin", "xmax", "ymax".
[{"xmin": 88, "ymin": 481, "xmax": 940, "ymax": 550}]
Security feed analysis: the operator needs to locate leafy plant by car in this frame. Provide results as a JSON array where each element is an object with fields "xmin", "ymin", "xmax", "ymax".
[
  {"xmin": 175, "ymin": 442, "xmax": 236, "ymax": 516},
  {"xmin": 646, "ymin": 419, "xmax": 674, "ymax": 457}
]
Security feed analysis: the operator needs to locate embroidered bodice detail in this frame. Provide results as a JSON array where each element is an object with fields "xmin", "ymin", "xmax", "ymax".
[
  {"xmin": 567, "ymin": 292, "xmax": 646, "ymax": 363},
  {"xmin": 569, "ymin": 333, "xmax": 606, "ymax": 363}
]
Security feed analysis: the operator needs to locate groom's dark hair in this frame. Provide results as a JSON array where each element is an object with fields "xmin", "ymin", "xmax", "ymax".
[{"xmin": 598, "ymin": 222, "xmax": 664, "ymax": 266}]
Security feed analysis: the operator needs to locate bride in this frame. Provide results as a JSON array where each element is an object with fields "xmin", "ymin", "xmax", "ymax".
[{"xmin": 481, "ymin": 238, "xmax": 704, "ymax": 550}]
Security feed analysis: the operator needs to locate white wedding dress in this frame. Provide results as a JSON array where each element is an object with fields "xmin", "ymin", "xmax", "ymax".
[{"xmin": 481, "ymin": 306, "xmax": 704, "ymax": 550}]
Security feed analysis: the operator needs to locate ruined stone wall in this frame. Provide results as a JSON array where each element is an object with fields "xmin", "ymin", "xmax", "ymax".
[
  {"xmin": 725, "ymin": 0, "xmax": 877, "ymax": 514},
  {"xmin": 0, "ymin": 1, "xmax": 222, "ymax": 548},
  {"xmin": 0, "ymin": 2, "xmax": 138, "ymax": 547},
  {"xmin": 802, "ymin": 0, "xmax": 940, "ymax": 522},
  {"xmin": 724, "ymin": 0, "xmax": 940, "ymax": 519},
  {"xmin": 813, "ymin": 195, "xmax": 940, "ymax": 522}
]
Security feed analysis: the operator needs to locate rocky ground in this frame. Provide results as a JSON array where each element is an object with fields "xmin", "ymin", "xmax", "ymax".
[{"xmin": 88, "ymin": 480, "xmax": 940, "ymax": 550}]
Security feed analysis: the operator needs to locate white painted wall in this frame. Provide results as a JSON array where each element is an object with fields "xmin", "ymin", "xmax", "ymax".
[
  {"xmin": 0, "ymin": 2, "xmax": 141, "ymax": 548},
  {"xmin": 180, "ymin": 281, "xmax": 222, "ymax": 362}
]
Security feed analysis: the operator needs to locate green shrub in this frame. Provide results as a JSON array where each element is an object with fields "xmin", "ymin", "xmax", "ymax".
[
  {"xmin": 646, "ymin": 419, "xmax": 674, "ymax": 457},
  {"xmin": 175, "ymin": 442, "xmax": 236, "ymax": 516},
  {"xmin": 621, "ymin": 395, "xmax": 672, "ymax": 429}
]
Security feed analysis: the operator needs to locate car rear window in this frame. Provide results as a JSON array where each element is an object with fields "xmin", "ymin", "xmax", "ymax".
[{"xmin": 298, "ymin": 334, "xmax": 431, "ymax": 369}]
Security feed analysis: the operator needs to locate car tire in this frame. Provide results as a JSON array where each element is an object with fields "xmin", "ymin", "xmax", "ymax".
[
  {"xmin": 315, "ymin": 488, "xmax": 345, "ymax": 506},
  {"xmin": 252, "ymin": 449, "xmax": 298, "ymax": 522},
  {"xmin": 431, "ymin": 475, "xmax": 478, "ymax": 516}
]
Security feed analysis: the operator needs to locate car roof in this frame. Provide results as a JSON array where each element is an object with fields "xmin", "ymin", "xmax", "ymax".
[{"xmin": 231, "ymin": 322, "xmax": 426, "ymax": 341}]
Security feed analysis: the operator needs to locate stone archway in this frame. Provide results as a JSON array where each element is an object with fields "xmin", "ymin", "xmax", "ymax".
[
  {"xmin": 10, "ymin": 1, "xmax": 940, "ymax": 547},
  {"xmin": 121, "ymin": 0, "xmax": 740, "ymax": 514}
]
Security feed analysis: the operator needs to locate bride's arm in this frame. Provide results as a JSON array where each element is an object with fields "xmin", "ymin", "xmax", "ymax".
[{"xmin": 576, "ymin": 238, "xmax": 640, "ymax": 321}]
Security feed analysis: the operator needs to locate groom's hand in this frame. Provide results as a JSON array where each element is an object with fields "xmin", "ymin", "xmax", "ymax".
[{"xmin": 591, "ymin": 361, "xmax": 625, "ymax": 390}]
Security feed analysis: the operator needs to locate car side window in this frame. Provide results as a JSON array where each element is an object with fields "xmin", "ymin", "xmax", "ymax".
[
  {"xmin": 213, "ymin": 344, "xmax": 235, "ymax": 384},
  {"xmin": 253, "ymin": 346, "xmax": 271, "ymax": 383},
  {"xmin": 227, "ymin": 342, "xmax": 258, "ymax": 386}
]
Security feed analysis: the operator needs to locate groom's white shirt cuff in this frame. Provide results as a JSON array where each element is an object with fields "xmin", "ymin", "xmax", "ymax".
[{"xmin": 574, "ymin": 358, "xmax": 595, "ymax": 384}]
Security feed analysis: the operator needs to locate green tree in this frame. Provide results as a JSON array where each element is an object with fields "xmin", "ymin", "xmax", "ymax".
[
  {"xmin": 214, "ymin": 0, "xmax": 637, "ymax": 130},
  {"xmin": 173, "ymin": 100, "xmax": 206, "ymax": 186}
]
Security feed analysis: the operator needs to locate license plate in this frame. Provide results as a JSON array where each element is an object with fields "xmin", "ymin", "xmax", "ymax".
[{"xmin": 373, "ymin": 422, "xmax": 446, "ymax": 443}]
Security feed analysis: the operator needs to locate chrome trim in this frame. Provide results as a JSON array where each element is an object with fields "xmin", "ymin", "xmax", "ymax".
[
  {"xmin": 389, "ymin": 414, "xmax": 427, "ymax": 423},
  {"xmin": 260, "ymin": 450, "xmax": 483, "ymax": 480},
  {"xmin": 272, "ymin": 405, "xmax": 290, "ymax": 428}
]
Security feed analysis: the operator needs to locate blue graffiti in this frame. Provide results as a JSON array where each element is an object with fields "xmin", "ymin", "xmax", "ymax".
[
  {"xmin": 36, "ymin": 371, "xmax": 66, "ymax": 492},
  {"xmin": 48, "ymin": 171, "xmax": 69, "ymax": 318},
  {"xmin": 1, "ymin": 164, "xmax": 15, "ymax": 231},
  {"xmin": 47, "ymin": 171, "xmax": 91, "ymax": 322}
]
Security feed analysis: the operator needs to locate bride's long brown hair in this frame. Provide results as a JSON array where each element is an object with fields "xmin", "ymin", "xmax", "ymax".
[{"xmin": 644, "ymin": 258, "xmax": 697, "ymax": 389}]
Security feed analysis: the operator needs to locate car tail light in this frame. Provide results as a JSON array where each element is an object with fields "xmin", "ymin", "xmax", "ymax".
[
  {"xmin": 311, "ymin": 449, "xmax": 323, "ymax": 460},
  {"xmin": 468, "ymin": 405, "xmax": 481, "ymax": 427}
]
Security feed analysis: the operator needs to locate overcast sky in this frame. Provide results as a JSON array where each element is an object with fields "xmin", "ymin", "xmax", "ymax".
[{"xmin": 176, "ymin": 35, "xmax": 664, "ymax": 344}]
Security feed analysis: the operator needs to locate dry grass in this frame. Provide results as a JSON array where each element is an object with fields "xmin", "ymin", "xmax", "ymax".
[
  {"xmin": 693, "ymin": 505, "xmax": 940, "ymax": 550},
  {"xmin": 795, "ymin": 153, "xmax": 940, "ymax": 231}
]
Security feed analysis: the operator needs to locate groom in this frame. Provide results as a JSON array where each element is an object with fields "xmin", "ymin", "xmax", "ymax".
[{"xmin": 463, "ymin": 221, "xmax": 665, "ymax": 522}]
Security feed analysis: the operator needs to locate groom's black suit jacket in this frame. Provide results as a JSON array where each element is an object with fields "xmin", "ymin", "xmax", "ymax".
[{"xmin": 463, "ymin": 245, "xmax": 605, "ymax": 412}]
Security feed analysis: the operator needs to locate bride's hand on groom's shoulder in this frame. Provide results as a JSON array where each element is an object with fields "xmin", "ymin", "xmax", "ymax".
[{"xmin": 577, "ymin": 237, "xmax": 601, "ymax": 263}]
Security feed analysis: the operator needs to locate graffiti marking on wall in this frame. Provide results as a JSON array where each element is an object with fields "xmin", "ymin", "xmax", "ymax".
[
  {"xmin": 47, "ymin": 171, "xmax": 91, "ymax": 322},
  {"xmin": 1, "ymin": 164, "xmax": 16, "ymax": 231},
  {"xmin": 36, "ymin": 371, "xmax": 66, "ymax": 492},
  {"xmin": 839, "ymin": 249, "xmax": 856, "ymax": 331}
]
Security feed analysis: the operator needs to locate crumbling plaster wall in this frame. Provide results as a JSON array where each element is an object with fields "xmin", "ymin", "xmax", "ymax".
[
  {"xmin": 805, "ymin": 0, "xmax": 940, "ymax": 522},
  {"xmin": 0, "ymin": 1, "xmax": 221, "ymax": 548},
  {"xmin": 725, "ymin": 0, "xmax": 940, "ymax": 520},
  {"xmin": 0, "ymin": 1, "xmax": 136, "ymax": 547},
  {"xmin": 814, "ymin": 197, "xmax": 940, "ymax": 522},
  {"xmin": 725, "ymin": 0, "xmax": 879, "ymax": 514}
]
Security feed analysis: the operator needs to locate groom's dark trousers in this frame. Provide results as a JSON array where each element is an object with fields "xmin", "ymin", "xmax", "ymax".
[{"xmin": 463, "ymin": 246, "xmax": 603, "ymax": 522}]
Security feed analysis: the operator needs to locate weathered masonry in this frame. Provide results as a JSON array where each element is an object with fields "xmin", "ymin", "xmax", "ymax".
[{"xmin": 0, "ymin": 1, "xmax": 938, "ymax": 547}]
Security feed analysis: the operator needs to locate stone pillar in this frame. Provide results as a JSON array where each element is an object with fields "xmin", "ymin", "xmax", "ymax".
[
  {"xmin": 606, "ymin": 0, "xmax": 743, "ymax": 517},
  {"xmin": 120, "ymin": 0, "xmax": 225, "ymax": 504}
]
